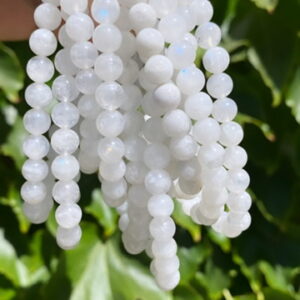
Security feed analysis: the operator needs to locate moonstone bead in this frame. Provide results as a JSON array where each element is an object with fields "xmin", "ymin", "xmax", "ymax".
[
  {"xmin": 96, "ymin": 110, "xmax": 125, "ymax": 137},
  {"xmin": 202, "ymin": 186, "xmax": 228, "ymax": 206},
  {"xmin": 153, "ymin": 83, "xmax": 181, "ymax": 111},
  {"xmin": 76, "ymin": 70, "xmax": 100, "ymax": 95},
  {"xmin": 224, "ymin": 146, "xmax": 248, "ymax": 169},
  {"xmin": 190, "ymin": 204, "xmax": 217, "ymax": 225},
  {"xmin": 143, "ymin": 118, "xmax": 166, "ymax": 143},
  {"xmin": 21, "ymin": 181, "xmax": 47, "ymax": 204},
  {"xmin": 128, "ymin": 185, "xmax": 150, "ymax": 208},
  {"xmin": 212, "ymin": 98, "xmax": 237, "ymax": 123},
  {"xmin": 52, "ymin": 180, "xmax": 80, "ymax": 204},
  {"xmin": 178, "ymin": 158, "xmax": 201, "ymax": 181},
  {"xmin": 119, "ymin": 214, "xmax": 129, "ymax": 232},
  {"xmin": 55, "ymin": 49, "xmax": 79, "ymax": 76},
  {"xmin": 95, "ymin": 53, "xmax": 123, "ymax": 82},
  {"xmin": 144, "ymin": 144, "xmax": 171, "ymax": 169},
  {"xmin": 60, "ymin": 0, "xmax": 88, "ymax": 14},
  {"xmin": 183, "ymin": 32, "xmax": 198, "ymax": 50},
  {"xmin": 129, "ymin": 3, "xmax": 157, "ymax": 31},
  {"xmin": 169, "ymin": 135, "xmax": 198, "ymax": 161},
  {"xmin": 23, "ymin": 198, "xmax": 53, "ymax": 224},
  {"xmin": 152, "ymin": 238, "xmax": 177, "ymax": 258},
  {"xmin": 148, "ymin": 194, "xmax": 174, "ymax": 217},
  {"xmin": 93, "ymin": 24, "xmax": 122, "ymax": 53},
  {"xmin": 198, "ymin": 201, "xmax": 223, "ymax": 219},
  {"xmin": 125, "ymin": 162, "xmax": 148, "ymax": 184},
  {"xmin": 124, "ymin": 136, "xmax": 147, "ymax": 161},
  {"xmin": 162, "ymin": 109, "xmax": 191, "ymax": 137},
  {"xmin": 55, "ymin": 203, "xmax": 82, "ymax": 229},
  {"xmin": 98, "ymin": 137, "xmax": 125, "ymax": 163},
  {"xmin": 23, "ymin": 135, "xmax": 49, "ymax": 160},
  {"xmin": 65, "ymin": 13, "xmax": 94, "ymax": 42},
  {"xmin": 23, "ymin": 109, "xmax": 51, "ymax": 135},
  {"xmin": 123, "ymin": 111, "xmax": 145, "ymax": 136},
  {"xmin": 149, "ymin": 216, "xmax": 176, "ymax": 240},
  {"xmin": 58, "ymin": 25, "xmax": 74, "ymax": 48},
  {"xmin": 34, "ymin": 3, "xmax": 61, "ymax": 31},
  {"xmin": 51, "ymin": 155, "xmax": 80, "ymax": 180},
  {"xmin": 91, "ymin": 0, "xmax": 120, "ymax": 24},
  {"xmin": 149, "ymin": 0, "xmax": 178, "ymax": 18},
  {"xmin": 102, "ymin": 178, "xmax": 127, "ymax": 200},
  {"xmin": 191, "ymin": 0, "xmax": 213, "ymax": 25},
  {"xmin": 177, "ymin": 5, "xmax": 197, "ymax": 32},
  {"xmin": 219, "ymin": 121, "xmax": 244, "ymax": 146},
  {"xmin": 99, "ymin": 160, "xmax": 126, "ymax": 182},
  {"xmin": 25, "ymin": 83, "xmax": 53, "ymax": 108},
  {"xmin": 227, "ymin": 169, "xmax": 250, "ymax": 193},
  {"xmin": 157, "ymin": 270, "xmax": 180, "ymax": 291},
  {"xmin": 184, "ymin": 92, "xmax": 213, "ymax": 121},
  {"xmin": 51, "ymin": 102, "xmax": 80, "ymax": 129},
  {"xmin": 29, "ymin": 29, "xmax": 57, "ymax": 56},
  {"xmin": 145, "ymin": 169, "xmax": 172, "ymax": 195},
  {"xmin": 52, "ymin": 75, "xmax": 79, "ymax": 102},
  {"xmin": 70, "ymin": 42, "xmax": 98, "ymax": 69},
  {"xmin": 196, "ymin": 22, "xmax": 221, "ymax": 49},
  {"xmin": 202, "ymin": 166, "xmax": 228, "ymax": 187},
  {"xmin": 77, "ymin": 95, "xmax": 99, "ymax": 118},
  {"xmin": 154, "ymin": 256, "xmax": 179, "ymax": 276},
  {"xmin": 51, "ymin": 129, "xmax": 79, "ymax": 154},
  {"xmin": 207, "ymin": 73, "xmax": 233, "ymax": 99},
  {"xmin": 198, "ymin": 143, "xmax": 225, "ymax": 168},
  {"xmin": 56, "ymin": 225, "xmax": 82, "ymax": 250},
  {"xmin": 116, "ymin": 32, "xmax": 136, "ymax": 61},
  {"xmin": 193, "ymin": 117, "xmax": 220, "ymax": 145},
  {"xmin": 203, "ymin": 46, "xmax": 230, "ymax": 74},
  {"xmin": 227, "ymin": 191, "xmax": 252, "ymax": 212},
  {"xmin": 27, "ymin": 56, "xmax": 54, "ymax": 83},
  {"xmin": 176, "ymin": 66, "xmax": 205, "ymax": 95},
  {"xmin": 22, "ymin": 159, "xmax": 49, "ymax": 182}
]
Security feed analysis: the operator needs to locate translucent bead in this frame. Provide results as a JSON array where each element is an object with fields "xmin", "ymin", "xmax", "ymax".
[
  {"xmin": 169, "ymin": 135, "xmax": 197, "ymax": 161},
  {"xmin": 176, "ymin": 66, "xmax": 205, "ymax": 95},
  {"xmin": 91, "ymin": 0, "xmax": 120, "ymax": 24},
  {"xmin": 52, "ymin": 180, "xmax": 80, "ymax": 204},
  {"xmin": 139, "ymin": 70, "xmax": 158, "ymax": 92},
  {"xmin": 202, "ymin": 166, "xmax": 228, "ymax": 187},
  {"xmin": 154, "ymin": 255, "xmax": 180, "ymax": 277},
  {"xmin": 121, "ymin": 85, "xmax": 142, "ymax": 112},
  {"xmin": 145, "ymin": 169, "xmax": 172, "ymax": 195},
  {"xmin": 178, "ymin": 158, "xmax": 201, "ymax": 181},
  {"xmin": 98, "ymin": 137, "xmax": 125, "ymax": 163},
  {"xmin": 182, "ymin": 33, "xmax": 198, "ymax": 50},
  {"xmin": 21, "ymin": 181, "xmax": 47, "ymax": 204},
  {"xmin": 23, "ymin": 109, "xmax": 51, "ymax": 135},
  {"xmin": 61, "ymin": 0, "xmax": 88, "ymax": 14},
  {"xmin": 99, "ymin": 160, "xmax": 126, "ymax": 182},
  {"xmin": 119, "ymin": 214, "xmax": 129, "ymax": 232},
  {"xmin": 51, "ymin": 155, "xmax": 80, "ymax": 181},
  {"xmin": 51, "ymin": 102, "xmax": 80, "ymax": 129},
  {"xmin": 152, "ymin": 238, "xmax": 177, "ymax": 258},
  {"xmin": 193, "ymin": 117, "xmax": 220, "ymax": 145},
  {"xmin": 149, "ymin": 216, "xmax": 176, "ymax": 240},
  {"xmin": 55, "ymin": 203, "xmax": 82, "ymax": 229},
  {"xmin": 34, "ymin": 3, "xmax": 61, "ymax": 31},
  {"xmin": 191, "ymin": 0, "xmax": 213, "ymax": 26},
  {"xmin": 29, "ymin": 29, "xmax": 57, "ymax": 56},
  {"xmin": 93, "ymin": 24, "xmax": 122, "ymax": 53},
  {"xmin": 212, "ymin": 98, "xmax": 237, "ymax": 123},
  {"xmin": 144, "ymin": 55, "xmax": 174, "ymax": 85},
  {"xmin": 201, "ymin": 186, "xmax": 228, "ymax": 206},
  {"xmin": 65, "ymin": 13, "xmax": 94, "ymax": 42},
  {"xmin": 128, "ymin": 185, "xmax": 150, "ymax": 209},
  {"xmin": 198, "ymin": 201, "xmax": 223, "ymax": 219},
  {"xmin": 56, "ymin": 225, "xmax": 82, "ymax": 250},
  {"xmin": 144, "ymin": 144, "xmax": 171, "ymax": 169},
  {"xmin": 95, "ymin": 82, "xmax": 127, "ymax": 110},
  {"xmin": 95, "ymin": 53, "xmax": 123, "ymax": 82},
  {"xmin": 203, "ymin": 47, "xmax": 230, "ymax": 74},
  {"xmin": 162, "ymin": 109, "xmax": 191, "ymax": 137},
  {"xmin": 115, "ymin": 6, "xmax": 131, "ymax": 31},
  {"xmin": 122, "ymin": 232, "xmax": 147, "ymax": 255},
  {"xmin": 122, "ymin": 111, "xmax": 145, "ymax": 137},
  {"xmin": 143, "ymin": 117, "xmax": 167, "ymax": 143},
  {"xmin": 119, "ymin": 59, "xmax": 139, "ymax": 85},
  {"xmin": 219, "ymin": 121, "xmax": 244, "ymax": 147},
  {"xmin": 58, "ymin": 25, "xmax": 74, "ymax": 48},
  {"xmin": 166, "ymin": 41, "xmax": 196, "ymax": 70},
  {"xmin": 153, "ymin": 83, "xmax": 181, "ymax": 111},
  {"xmin": 224, "ymin": 146, "xmax": 248, "ymax": 169},
  {"xmin": 196, "ymin": 22, "xmax": 221, "ymax": 49},
  {"xmin": 25, "ymin": 83, "xmax": 52, "ymax": 108},
  {"xmin": 75, "ymin": 70, "xmax": 100, "ymax": 95},
  {"xmin": 70, "ymin": 42, "xmax": 98, "ymax": 69},
  {"xmin": 148, "ymin": 194, "xmax": 174, "ymax": 217},
  {"xmin": 156, "ymin": 270, "xmax": 180, "ymax": 291},
  {"xmin": 227, "ymin": 169, "xmax": 250, "ymax": 193},
  {"xmin": 116, "ymin": 32, "xmax": 136, "ymax": 61},
  {"xmin": 184, "ymin": 92, "xmax": 213, "ymax": 121},
  {"xmin": 124, "ymin": 136, "xmax": 147, "ymax": 162},
  {"xmin": 79, "ymin": 152, "xmax": 99, "ymax": 174},
  {"xmin": 149, "ymin": 0, "xmax": 178, "ymax": 18},
  {"xmin": 207, "ymin": 73, "xmax": 233, "ymax": 99},
  {"xmin": 52, "ymin": 75, "xmax": 79, "ymax": 102},
  {"xmin": 23, "ymin": 135, "xmax": 49, "ymax": 159},
  {"xmin": 129, "ymin": 3, "xmax": 157, "ymax": 32},
  {"xmin": 198, "ymin": 143, "xmax": 225, "ymax": 168},
  {"xmin": 27, "ymin": 56, "xmax": 54, "ymax": 83},
  {"xmin": 125, "ymin": 162, "xmax": 148, "ymax": 184},
  {"xmin": 190, "ymin": 204, "xmax": 217, "ymax": 225},
  {"xmin": 102, "ymin": 178, "xmax": 127, "ymax": 200},
  {"xmin": 77, "ymin": 95, "xmax": 99, "ymax": 118},
  {"xmin": 51, "ymin": 129, "xmax": 79, "ymax": 154},
  {"xmin": 23, "ymin": 198, "xmax": 53, "ymax": 224},
  {"xmin": 22, "ymin": 159, "xmax": 49, "ymax": 182},
  {"xmin": 141, "ymin": 91, "xmax": 165, "ymax": 117},
  {"xmin": 227, "ymin": 191, "xmax": 252, "ymax": 212},
  {"xmin": 96, "ymin": 110, "xmax": 125, "ymax": 137},
  {"xmin": 55, "ymin": 49, "xmax": 79, "ymax": 76}
]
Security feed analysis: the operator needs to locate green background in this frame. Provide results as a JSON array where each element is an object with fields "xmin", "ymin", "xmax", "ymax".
[{"xmin": 0, "ymin": 0, "xmax": 300, "ymax": 299}]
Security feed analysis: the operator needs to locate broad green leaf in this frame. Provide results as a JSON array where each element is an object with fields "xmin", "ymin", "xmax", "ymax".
[
  {"xmin": 286, "ymin": 68, "xmax": 300, "ymax": 124},
  {"xmin": 0, "ymin": 289, "xmax": 16, "ymax": 300},
  {"xmin": 250, "ymin": 0, "xmax": 279, "ymax": 12},
  {"xmin": 263, "ymin": 287, "xmax": 296, "ymax": 300}
]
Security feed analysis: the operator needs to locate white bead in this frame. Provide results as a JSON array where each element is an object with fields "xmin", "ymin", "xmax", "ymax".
[
  {"xmin": 202, "ymin": 166, "xmax": 228, "ymax": 187},
  {"xmin": 145, "ymin": 169, "xmax": 172, "ymax": 195},
  {"xmin": 125, "ymin": 162, "xmax": 148, "ymax": 184},
  {"xmin": 93, "ymin": 24, "xmax": 122, "ymax": 53},
  {"xmin": 198, "ymin": 143, "xmax": 225, "ymax": 168},
  {"xmin": 61, "ymin": 0, "xmax": 88, "ymax": 14},
  {"xmin": 119, "ymin": 59, "xmax": 139, "ymax": 85},
  {"xmin": 116, "ymin": 32, "xmax": 136, "ymax": 61},
  {"xmin": 51, "ymin": 102, "xmax": 80, "ymax": 129},
  {"xmin": 176, "ymin": 65, "xmax": 205, "ymax": 95},
  {"xmin": 153, "ymin": 83, "xmax": 181, "ymax": 111},
  {"xmin": 184, "ymin": 92, "xmax": 213, "ymax": 121},
  {"xmin": 98, "ymin": 137, "xmax": 125, "ymax": 163},
  {"xmin": 23, "ymin": 135, "xmax": 49, "ymax": 159},
  {"xmin": 162, "ymin": 109, "xmax": 191, "ymax": 137},
  {"xmin": 124, "ymin": 136, "xmax": 147, "ymax": 161},
  {"xmin": 55, "ymin": 49, "xmax": 79, "ymax": 76},
  {"xmin": 191, "ymin": 0, "xmax": 213, "ymax": 25},
  {"xmin": 224, "ymin": 146, "xmax": 247, "ymax": 170},
  {"xmin": 128, "ymin": 185, "xmax": 150, "ymax": 208},
  {"xmin": 119, "ymin": 214, "xmax": 129, "ymax": 232},
  {"xmin": 149, "ymin": 0, "xmax": 178, "ymax": 18},
  {"xmin": 80, "ymin": 120, "xmax": 100, "ymax": 139},
  {"xmin": 21, "ymin": 181, "xmax": 47, "ymax": 204},
  {"xmin": 170, "ymin": 135, "xmax": 197, "ymax": 161},
  {"xmin": 182, "ymin": 33, "xmax": 198, "ymax": 50},
  {"xmin": 193, "ymin": 117, "xmax": 220, "ymax": 145},
  {"xmin": 122, "ymin": 232, "xmax": 147, "ymax": 255},
  {"xmin": 51, "ymin": 129, "xmax": 79, "ymax": 154},
  {"xmin": 70, "ymin": 42, "xmax": 98, "ymax": 69},
  {"xmin": 25, "ymin": 83, "xmax": 52, "ymax": 108},
  {"xmin": 227, "ymin": 169, "xmax": 250, "ymax": 193},
  {"xmin": 65, "ymin": 13, "xmax": 94, "ymax": 42},
  {"xmin": 52, "ymin": 75, "xmax": 79, "ymax": 102},
  {"xmin": 102, "ymin": 178, "xmax": 127, "ymax": 200},
  {"xmin": 55, "ymin": 203, "xmax": 82, "ymax": 229},
  {"xmin": 219, "ymin": 121, "xmax": 244, "ymax": 146},
  {"xmin": 203, "ymin": 47, "xmax": 230, "ymax": 74},
  {"xmin": 144, "ymin": 144, "xmax": 171, "ymax": 169},
  {"xmin": 152, "ymin": 238, "xmax": 177, "ymax": 258},
  {"xmin": 202, "ymin": 186, "xmax": 228, "ymax": 206},
  {"xmin": 58, "ymin": 25, "xmax": 74, "ymax": 48},
  {"xmin": 34, "ymin": 3, "xmax": 61, "ymax": 31},
  {"xmin": 149, "ymin": 217, "xmax": 176, "ymax": 240},
  {"xmin": 76, "ymin": 70, "xmax": 100, "ymax": 95},
  {"xmin": 129, "ymin": 3, "xmax": 157, "ymax": 31},
  {"xmin": 29, "ymin": 29, "xmax": 57, "ymax": 56},
  {"xmin": 143, "ymin": 117, "xmax": 166, "ymax": 143},
  {"xmin": 156, "ymin": 270, "xmax": 180, "ymax": 291},
  {"xmin": 212, "ymin": 98, "xmax": 237, "ymax": 123},
  {"xmin": 78, "ymin": 95, "xmax": 100, "ymax": 118},
  {"xmin": 207, "ymin": 73, "xmax": 233, "ymax": 99},
  {"xmin": 52, "ymin": 181, "xmax": 80, "ymax": 204},
  {"xmin": 23, "ymin": 109, "xmax": 51, "ymax": 135},
  {"xmin": 178, "ymin": 158, "xmax": 201, "ymax": 181},
  {"xmin": 99, "ymin": 160, "xmax": 126, "ymax": 182},
  {"xmin": 23, "ymin": 198, "xmax": 53, "ymax": 224},
  {"xmin": 56, "ymin": 225, "xmax": 82, "ymax": 250},
  {"xmin": 196, "ymin": 22, "xmax": 221, "ymax": 49},
  {"xmin": 141, "ymin": 91, "xmax": 165, "ymax": 116},
  {"xmin": 227, "ymin": 191, "xmax": 252, "ymax": 212},
  {"xmin": 154, "ymin": 255, "xmax": 180, "ymax": 276},
  {"xmin": 79, "ymin": 152, "xmax": 99, "ymax": 174},
  {"xmin": 22, "ymin": 159, "xmax": 49, "ymax": 182},
  {"xmin": 148, "ymin": 194, "xmax": 174, "ymax": 217},
  {"xmin": 123, "ymin": 111, "xmax": 145, "ymax": 136},
  {"xmin": 27, "ymin": 56, "xmax": 54, "ymax": 83},
  {"xmin": 95, "ymin": 53, "xmax": 123, "ymax": 82},
  {"xmin": 166, "ymin": 41, "xmax": 196, "ymax": 70},
  {"xmin": 115, "ymin": 6, "xmax": 131, "ymax": 31},
  {"xmin": 177, "ymin": 5, "xmax": 197, "ymax": 32},
  {"xmin": 91, "ymin": 0, "xmax": 120, "ymax": 24},
  {"xmin": 96, "ymin": 110, "xmax": 125, "ymax": 137},
  {"xmin": 190, "ymin": 204, "xmax": 217, "ymax": 225},
  {"xmin": 51, "ymin": 155, "xmax": 80, "ymax": 180}
]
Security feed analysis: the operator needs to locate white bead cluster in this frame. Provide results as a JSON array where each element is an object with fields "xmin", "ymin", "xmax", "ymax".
[{"xmin": 22, "ymin": 0, "xmax": 251, "ymax": 290}]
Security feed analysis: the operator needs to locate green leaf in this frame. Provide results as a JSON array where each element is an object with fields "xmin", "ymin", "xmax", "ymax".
[
  {"xmin": 262, "ymin": 287, "xmax": 296, "ymax": 300},
  {"xmin": 250, "ymin": 0, "xmax": 279, "ymax": 12},
  {"xmin": 207, "ymin": 229, "xmax": 231, "ymax": 253},
  {"xmin": 0, "ymin": 288, "xmax": 16, "ymax": 300},
  {"xmin": 174, "ymin": 285, "xmax": 204, "ymax": 300},
  {"xmin": 286, "ymin": 68, "xmax": 300, "ymax": 124},
  {"xmin": 0, "ymin": 43, "xmax": 24, "ymax": 102}
]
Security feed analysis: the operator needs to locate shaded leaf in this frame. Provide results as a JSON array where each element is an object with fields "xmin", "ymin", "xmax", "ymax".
[
  {"xmin": 286, "ymin": 68, "xmax": 300, "ymax": 124},
  {"xmin": 250, "ymin": 0, "xmax": 279, "ymax": 12}
]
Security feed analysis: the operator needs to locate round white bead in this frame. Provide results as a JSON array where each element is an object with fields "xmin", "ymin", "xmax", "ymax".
[
  {"xmin": 162, "ymin": 109, "xmax": 191, "ymax": 137},
  {"xmin": 224, "ymin": 146, "xmax": 248, "ymax": 169},
  {"xmin": 55, "ymin": 203, "xmax": 82, "ymax": 229},
  {"xmin": 91, "ymin": 0, "xmax": 120, "ymax": 24},
  {"xmin": 149, "ymin": 216, "xmax": 176, "ymax": 240},
  {"xmin": 70, "ymin": 42, "xmax": 98, "ymax": 69},
  {"xmin": 23, "ymin": 109, "xmax": 51, "ymax": 135},
  {"xmin": 196, "ymin": 22, "xmax": 221, "ymax": 49},
  {"xmin": 129, "ymin": 3, "xmax": 157, "ymax": 31},
  {"xmin": 145, "ymin": 169, "xmax": 172, "ymax": 195},
  {"xmin": 193, "ymin": 117, "xmax": 220, "ymax": 145},
  {"xmin": 51, "ymin": 129, "xmax": 79, "ymax": 154},
  {"xmin": 149, "ymin": 0, "xmax": 178, "ymax": 18},
  {"xmin": 22, "ymin": 159, "xmax": 49, "ymax": 182},
  {"xmin": 227, "ymin": 191, "xmax": 252, "ymax": 212},
  {"xmin": 153, "ymin": 83, "xmax": 181, "ymax": 111},
  {"xmin": 219, "ymin": 121, "xmax": 244, "ymax": 146},
  {"xmin": 51, "ymin": 102, "xmax": 80, "ymax": 129},
  {"xmin": 207, "ymin": 73, "xmax": 233, "ymax": 99},
  {"xmin": 212, "ymin": 98, "xmax": 237, "ymax": 123},
  {"xmin": 51, "ymin": 155, "xmax": 80, "ymax": 181},
  {"xmin": 21, "ymin": 181, "xmax": 47, "ymax": 204},
  {"xmin": 25, "ymin": 83, "xmax": 53, "ymax": 108},
  {"xmin": 27, "ymin": 56, "xmax": 54, "ymax": 83},
  {"xmin": 191, "ymin": 0, "xmax": 213, "ymax": 26},
  {"xmin": 52, "ymin": 180, "xmax": 80, "ymax": 204},
  {"xmin": 29, "ymin": 29, "xmax": 57, "ymax": 56},
  {"xmin": 170, "ymin": 135, "xmax": 198, "ymax": 161},
  {"xmin": 152, "ymin": 238, "xmax": 177, "ymax": 258},
  {"xmin": 96, "ymin": 110, "xmax": 125, "ymax": 137},
  {"xmin": 203, "ymin": 46, "xmax": 230, "ymax": 74},
  {"xmin": 99, "ymin": 160, "xmax": 126, "ymax": 182},
  {"xmin": 61, "ymin": 0, "xmax": 88, "ymax": 15},
  {"xmin": 55, "ymin": 49, "xmax": 79, "ymax": 76},
  {"xmin": 98, "ymin": 137, "xmax": 125, "ymax": 163},
  {"xmin": 124, "ymin": 136, "xmax": 147, "ymax": 162},
  {"xmin": 148, "ymin": 194, "xmax": 174, "ymax": 217},
  {"xmin": 144, "ymin": 143, "xmax": 171, "ymax": 169},
  {"xmin": 34, "ymin": 3, "xmax": 61, "ymax": 31},
  {"xmin": 23, "ymin": 199, "xmax": 53, "ymax": 224},
  {"xmin": 23, "ymin": 135, "xmax": 49, "ymax": 160},
  {"xmin": 52, "ymin": 75, "xmax": 79, "ymax": 102},
  {"xmin": 198, "ymin": 143, "xmax": 225, "ymax": 168},
  {"xmin": 227, "ymin": 169, "xmax": 250, "ymax": 193},
  {"xmin": 76, "ymin": 70, "xmax": 100, "ymax": 95},
  {"xmin": 56, "ymin": 225, "xmax": 82, "ymax": 250},
  {"xmin": 95, "ymin": 53, "xmax": 123, "ymax": 82}
]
